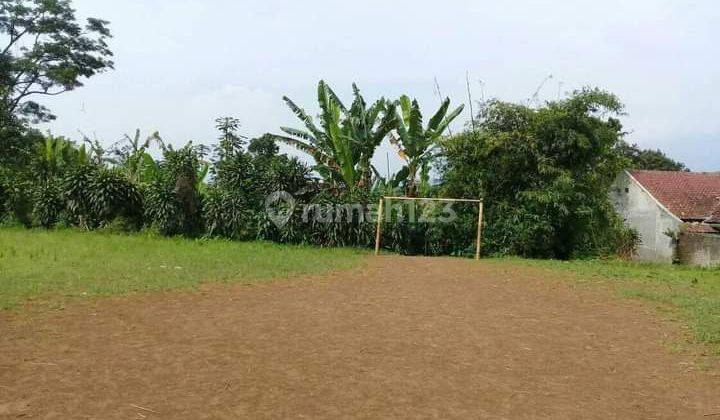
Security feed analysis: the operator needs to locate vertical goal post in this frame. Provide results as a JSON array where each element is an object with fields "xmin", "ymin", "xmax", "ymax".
[{"xmin": 374, "ymin": 196, "xmax": 484, "ymax": 260}]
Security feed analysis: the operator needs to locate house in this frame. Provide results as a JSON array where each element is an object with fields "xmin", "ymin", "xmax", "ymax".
[{"xmin": 610, "ymin": 170, "xmax": 720, "ymax": 266}]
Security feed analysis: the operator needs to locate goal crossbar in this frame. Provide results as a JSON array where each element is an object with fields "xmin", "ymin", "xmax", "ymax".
[{"xmin": 374, "ymin": 196, "xmax": 484, "ymax": 260}]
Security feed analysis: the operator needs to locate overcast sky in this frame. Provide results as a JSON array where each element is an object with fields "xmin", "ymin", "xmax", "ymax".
[{"xmin": 38, "ymin": 0, "xmax": 719, "ymax": 173}]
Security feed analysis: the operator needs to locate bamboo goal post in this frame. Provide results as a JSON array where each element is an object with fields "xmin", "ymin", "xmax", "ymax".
[{"xmin": 374, "ymin": 196, "xmax": 484, "ymax": 260}]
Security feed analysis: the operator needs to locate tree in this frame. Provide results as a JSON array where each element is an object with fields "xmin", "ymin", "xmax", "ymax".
[
  {"xmin": 215, "ymin": 116, "xmax": 246, "ymax": 159},
  {"xmin": 32, "ymin": 134, "xmax": 85, "ymax": 180},
  {"xmin": 109, "ymin": 129, "xmax": 164, "ymax": 183},
  {"xmin": 616, "ymin": 141, "xmax": 688, "ymax": 171},
  {"xmin": 343, "ymin": 84, "xmax": 397, "ymax": 188},
  {"xmin": 389, "ymin": 95, "xmax": 463, "ymax": 197},
  {"xmin": 0, "ymin": 0, "xmax": 113, "ymax": 123},
  {"xmin": 441, "ymin": 88, "xmax": 632, "ymax": 259},
  {"xmin": 270, "ymin": 81, "xmax": 395, "ymax": 190}
]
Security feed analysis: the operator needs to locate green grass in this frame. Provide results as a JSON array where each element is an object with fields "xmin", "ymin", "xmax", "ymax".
[
  {"xmin": 490, "ymin": 257, "xmax": 720, "ymax": 354},
  {"xmin": 0, "ymin": 227, "xmax": 365, "ymax": 309},
  {"xmin": 3, "ymin": 228, "xmax": 718, "ymax": 354}
]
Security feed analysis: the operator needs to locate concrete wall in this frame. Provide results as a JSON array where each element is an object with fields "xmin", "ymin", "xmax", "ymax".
[
  {"xmin": 677, "ymin": 232, "xmax": 720, "ymax": 267},
  {"xmin": 610, "ymin": 171, "xmax": 682, "ymax": 263}
]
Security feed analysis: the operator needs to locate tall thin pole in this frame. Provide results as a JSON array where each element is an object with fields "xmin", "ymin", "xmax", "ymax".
[
  {"xmin": 466, "ymin": 70, "xmax": 476, "ymax": 131},
  {"xmin": 475, "ymin": 202, "xmax": 484, "ymax": 260},
  {"xmin": 374, "ymin": 197, "xmax": 384, "ymax": 255},
  {"xmin": 434, "ymin": 76, "xmax": 453, "ymax": 136}
]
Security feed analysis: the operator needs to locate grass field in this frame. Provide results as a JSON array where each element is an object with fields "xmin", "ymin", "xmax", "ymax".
[
  {"xmin": 0, "ymin": 227, "xmax": 365, "ymax": 309},
  {"xmin": 506, "ymin": 258, "xmax": 720, "ymax": 353},
  {"xmin": 1, "ymin": 228, "xmax": 719, "ymax": 352}
]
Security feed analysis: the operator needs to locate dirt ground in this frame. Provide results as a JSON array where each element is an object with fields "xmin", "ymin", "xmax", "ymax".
[{"xmin": 1, "ymin": 256, "xmax": 719, "ymax": 419}]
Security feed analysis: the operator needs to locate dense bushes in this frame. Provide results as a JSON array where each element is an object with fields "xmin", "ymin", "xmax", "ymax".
[
  {"xmin": 1, "ymin": 84, "xmax": 657, "ymax": 259},
  {"xmin": 440, "ymin": 88, "xmax": 638, "ymax": 259}
]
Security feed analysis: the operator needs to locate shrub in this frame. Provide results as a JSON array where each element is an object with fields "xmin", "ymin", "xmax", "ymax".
[
  {"xmin": 203, "ymin": 187, "xmax": 253, "ymax": 239},
  {"xmin": 89, "ymin": 169, "xmax": 143, "ymax": 229},
  {"xmin": 62, "ymin": 164, "xmax": 98, "ymax": 228},
  {"xmin": 5, "ymin": 182, "xmax": 34, "ymax": 227},
  {"xmin": 441, "ymin": 89, "xmax": 630, "ymax": 259},
  {"xmin": 32, "ymin": 180, "xmax": 63, "ymax": 228},
  {"xmin": 143, "ymin": 180, "xmax": 185, "ymax": 236}
]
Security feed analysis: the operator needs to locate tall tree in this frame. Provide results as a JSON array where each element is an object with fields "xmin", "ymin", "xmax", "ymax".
[
  {"xmin": 616, "ymin": 141, "xmax": 688, "ymax": 171},
  {"xmin": 441, "ymin": 88, "xmax": 631, "ymax": 259},
  {"xmin": 0, "ymin": 0, "xmax": 113, "ymax": 123},
  {"xmin": 215, "ymin": 116, "xmax": 246, "ymax": 159},
  {"xmin": 389, "ymin": 95, "xmax": 463, "ymax": 197},
  {"xmin": 270, "ymin": 81, "xmax": 395, "ymax": 190}
]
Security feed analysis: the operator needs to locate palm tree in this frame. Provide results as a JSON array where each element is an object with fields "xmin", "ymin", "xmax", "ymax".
[
  {"xmin": 390, "ymin": 96, "xmax": 464, "ymax": 197},
  {"xmin": 270, "ymin": 81, "xmax": 395, "ymax": 190}
]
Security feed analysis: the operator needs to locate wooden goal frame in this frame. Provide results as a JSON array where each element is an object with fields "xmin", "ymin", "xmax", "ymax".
[{"xmin": 374, "ymin": 196, "xmax": 484, "ymax": 260}]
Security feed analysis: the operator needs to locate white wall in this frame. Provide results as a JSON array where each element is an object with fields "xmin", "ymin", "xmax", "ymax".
[{"xmin": 610, "ymin": 172, "xmax": 682, "ymax": 263}]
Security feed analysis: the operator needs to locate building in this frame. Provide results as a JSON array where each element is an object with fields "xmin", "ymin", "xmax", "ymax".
[{"xmin": 610, "ymin": 170, "xmax": 720, "ymax": 266}]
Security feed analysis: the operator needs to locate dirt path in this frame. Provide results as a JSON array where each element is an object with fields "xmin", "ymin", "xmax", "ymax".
[{"xmin": 1, "ymin": 256, "xmax": 719, "ymax": 419}]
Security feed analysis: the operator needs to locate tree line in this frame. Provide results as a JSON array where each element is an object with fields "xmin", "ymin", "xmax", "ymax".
[{"xmin": 0, "ymin": 0, "xmax": 689, "ymax": 259}]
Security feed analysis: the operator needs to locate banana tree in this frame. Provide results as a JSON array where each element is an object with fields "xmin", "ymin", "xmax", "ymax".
[
  {"xmin": 35, "ymin": 136, "xmax": 86, "ymax": 180},
  {"xmin": 390, "ymin": 96, "xmax": 464, "ymax": 197},
  {"xmin": 270, "ymin": 81, "xmax": 395, "ymax": 190},
  {"xmin": 110, "ymin": 129, "xmax": 165, "ymax": 183},
  {"xmin": 343, "ymin": 84, "xmax": 397, "ymax": 187}
]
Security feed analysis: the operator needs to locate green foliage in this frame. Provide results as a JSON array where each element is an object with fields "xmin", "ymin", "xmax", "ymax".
[
  {"xmin": 207, "ymin": 129, "xmax": 314, "ymax": 240},
  {"xmin": 32, "ymin": 180, "xmax": 62, "ymax": 228},
  {"xmin": 256, "ymin": 188, "xmax": 376, "ymax": 247},
  {"xmin": 247, "ymin": 134, "xmax": 279, "ymax": 157},
  {"xmin": 203, "ymin": 187, "xmax": 252, "ymax": 239},
  {"xmin": 0, "ymin": 227, "xmax": 365, "ymax": 309},
  {"xmin": 3, "ymin": 178, "xmax": 33, "ymax": 227},
  {"xmin": 61, "ymin": 164, "xmax": 97, "ymax": 228},
  {"xmin": 143, "ymin": 143, "xmax": 206, "ymax": 236},
  {"xmin": 441, "ymin": 88, "xmax": 633, "ymax": 259},
  {"xmin": 616, "ymin": 140, "xmax": 688, "ymax": 171},
  {"xmin": 32, "ymin": 135, "xmax": 88, "ymax": 180},
  {"xmin": 0, "ymin": 0, "xmax": 113, "ymax": 123},
  {"xmin": 381, "ymin": 200, "xmax": 476, "ymax": 256},
  {"xmin": 215, "ymin": 116, "xmax": 246, "ymax": 159},
  {"xmin": 109, "ymin": 129, "xmax": 163, "ymax": 183},
  {"xmin": 390, "ymin": 96, "xmax": 464, "ymax": 196},
  {"xmin": 88, "ymin": 169, "xmax": 142, "ymax": 227},
  {"xmin": 271, "ymin": 81, "xmax": 395, "ymax": 190},
  {"xmin": 0, "ymin": 111, "xmax": 36, "ymax": 170},
  {"xmin": 1, "ymin": 80, "xmax": 683, "ymax": 259},
  {"xmin": 144, "ymin": 179, "xmax": 185, "ymax": 235}
]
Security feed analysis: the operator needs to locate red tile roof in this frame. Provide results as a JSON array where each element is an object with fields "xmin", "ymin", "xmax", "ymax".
[
  {"xmin": 707, "ymin": 205, "xmax": 720, "ymax": 224},
  {"xmin": 685, "ymin": 222, "xmax": 720, "ymax": 234},
  {"xmin": 629, "ymin": 170, "xmax": 720, "ymax": 220}
]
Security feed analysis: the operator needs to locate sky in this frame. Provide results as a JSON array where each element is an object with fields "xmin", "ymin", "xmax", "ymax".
[{"xmin": 37, "ymin": 0, "xmax": 719, "ymax": 173}]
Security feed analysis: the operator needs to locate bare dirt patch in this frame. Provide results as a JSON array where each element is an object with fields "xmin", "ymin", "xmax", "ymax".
[{"xmin": 1, "ymin": 256, "xmax": 719, "ymax": 419}]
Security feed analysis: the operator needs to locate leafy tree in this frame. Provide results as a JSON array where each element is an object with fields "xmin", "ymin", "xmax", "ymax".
[
  {"xmin": 389, "ymin": 96, "xmax": 463, "ymax": 197},
  {"xmin": 32, "ymin": 134, "xmax": 87, "ymax": 180},
  {"xmin": 271, "ymin": 81, "xmax": 395, "ymax": 190},
  {"xmin": 343, "ymin": 84, "xmax": 397, "ymax": 188},
  {"xmin": 0, "ymin": 0, "xmax": 113, "ymax": 123},
  {"xmin": 441, "ymin": 88, "xmax": 632, "ymax": 259},
  {"xmin": 206, "ymin": 128, "xmax": 312, "ymax": 240},
  {"xmin": 616, "ymin": 141, "xmax": 688, "ymax": 171},
  {"xmin": 109, "ymin": 129, "xmax": 164, "ymax": 183},
  {"xmin": 0, "ymin": 106, "xmax": 34, "ymax": 169},
  {"xmin": 247, "ymin": 133, "xmax": 279, "ymax": 158},
  {"xmin": 215, "ymin": 116, "xmax": 246, "ymax": 159}
]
